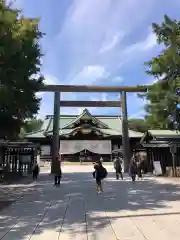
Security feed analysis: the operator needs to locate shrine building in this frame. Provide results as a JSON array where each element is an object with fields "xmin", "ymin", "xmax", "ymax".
[{"xmin": 25, "ymin": 109, "xmax": 143, "ymax": 162}]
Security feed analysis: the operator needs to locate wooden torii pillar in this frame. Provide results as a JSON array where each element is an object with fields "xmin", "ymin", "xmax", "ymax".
[
  {"xmin": 51, "ymin": 92, "xmax": 60, "ymax": 173},
  {"xmin": 51, "ymin": 93, "xmax": 130, "ymax": 172},
  {"xmin": 121, "ymin": 91, "xmax": 130, "ymax": 172}
]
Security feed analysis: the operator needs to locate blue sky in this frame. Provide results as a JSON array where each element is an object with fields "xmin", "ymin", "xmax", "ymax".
[{"xmin": 9, "ymin": 0, "xmax": 180, "ymax": 118}]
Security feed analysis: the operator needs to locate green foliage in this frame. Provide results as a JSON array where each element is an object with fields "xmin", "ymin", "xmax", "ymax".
[
  {"xmin": 0, "ymin": 1, "xmax": 44, "ymax": 138},
  {"xmin": 128, "ymin": 118, "xmax": 149, "ymax": 133},
  {"xmin": 23, "ymin": 118, "xmax": 43, "ymax": 133},
  {"xmin": 139, "ymin": 15, "xmax": 180, "ymax": 129},
  {"xmin": 19, "ymin": 118, "xmax": 43, "ymax": 138}
]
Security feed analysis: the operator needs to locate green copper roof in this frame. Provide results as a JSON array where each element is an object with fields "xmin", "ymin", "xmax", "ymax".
[
  {"xmin": 148, "ymin": 130, "xmax": 180, "ymax": 136},
  {"xmin": 25, "ymin": 109, "xmax": 143, "ymax": 138},
  {"xmin": 140, "ymin": 129, "xmax": 180, "ymax": 143},
  {"xmin": 25, "ymin": 130, "xmax": 45, "ymax": 138},
  {"xmin": 62, "ymin": 108, "xmax": 109, "ymax": 129},
  {"xmin": 44, "ymin": 127, "xmax": 142, "ymax": 138},
  {"xmin": 45, "ymin": 116, "xmax": 122, "ymax": 132}
]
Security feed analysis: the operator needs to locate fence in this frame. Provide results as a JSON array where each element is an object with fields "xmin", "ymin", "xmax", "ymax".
[{"xmin": 0, "ymin": 141, "xmax": 38, "ymax": 180}]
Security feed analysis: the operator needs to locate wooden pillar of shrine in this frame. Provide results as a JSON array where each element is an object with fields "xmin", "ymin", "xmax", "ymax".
[
  {"xmin": 51, "ymin": 92, "xmax": 60, "ymax": 173},
  {"xmin": 121, "ymin": 91, "xmax": 130, "ymax": 172}
]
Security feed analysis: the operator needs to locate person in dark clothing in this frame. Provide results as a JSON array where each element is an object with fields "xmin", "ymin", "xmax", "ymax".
[
  {"xmin": 113, "ymin": 157, "xmax": 123, "ymax": 180},
  {"xmin": 54, "ymin": 174, "xmax": 61, "ymax": 185},
  {"xmin": 93, "ymin": 160, "xmax": 107, "ymax": 193},
  {"xmin": 129, "ymin": 159, "xmax": 137, "ymax": 182},
  {"xmin": 137, "ymin": 161, "xmax": 142, "ymax": 179},
  {"xmin": 32, "ymin": 162, "xmax": 40, "ymax": 180},
  {"xmin": 53, "ymin": 155, "xmax": 62, "ymax": 186}
]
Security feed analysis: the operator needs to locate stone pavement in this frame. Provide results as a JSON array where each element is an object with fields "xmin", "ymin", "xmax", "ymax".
[
  {"xmin": 0, "ymin": 177, "xmax": 34, "ymax": 212},
  {"xmin": 1, "ymin": 165, "xmax": 180, "ymax": 239}
]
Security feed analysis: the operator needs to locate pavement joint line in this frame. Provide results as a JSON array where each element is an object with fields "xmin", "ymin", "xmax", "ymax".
[
  {"xmin": 0, "ymin": 190, "xmax": 40, "ymax": 240},
  {"xmin": 2, "ymin": 170, "xmax": 180, "ymax": 239},
  {"xmin": 29, "ymin": 201, "xmax": 53, "ymax": 240},
  {"xmin": 58, "ymin": 194, "xmax": 71, "ymax": 240},
  {"xmin": 130, "ymin": 216, "xmax": 148, "ymax": 240},
  {"xmin": 0, "ymin": 194, "xmax": 54, "ymax": 240},
  {"xmin": 0, "ymin": 214, "xmax": 21, "ymax": 240},
  {"xmin": 84, "ymin": 198, "xmax": 88, "ymax": 240},
  {"xmin": 104, "ymin": 211, "xmax": 118, "ymax": 240},
  {"xmin": 0, "ymin": 180, "xmax": 46, "ymax": 239}
]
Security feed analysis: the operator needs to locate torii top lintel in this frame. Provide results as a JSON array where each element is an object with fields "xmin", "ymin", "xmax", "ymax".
[{"xmin": 39, "ymin": 84, "xmax": 148, "ymax": 93}]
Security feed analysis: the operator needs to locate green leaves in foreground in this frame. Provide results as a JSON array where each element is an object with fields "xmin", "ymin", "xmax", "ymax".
[
  {"xmin": 0, "ymin": 1, "xmax": 44, "ymax": 138},
  {"xmin": 139, "ymin": 15, "xmax": 180, "ymax": 130}
]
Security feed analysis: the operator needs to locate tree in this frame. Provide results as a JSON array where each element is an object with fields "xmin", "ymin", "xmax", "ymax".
[
  {"xmin": 139, "ymin": 15, "xmax": 180, "ymax": 129},
  {"xmin": 128, "ymin": 118, "xmax": 149, "ymax": 133},
  {"xmin": 19, "ymin": 118, "xmax": 43, "ymax": 138},
  {"xmin": 23, "ymin": 118, "xmax": 43, "ymax": 133},
  {"xmin": 0, "ymin": 0, "xmax": 44, "ymax": 139}
]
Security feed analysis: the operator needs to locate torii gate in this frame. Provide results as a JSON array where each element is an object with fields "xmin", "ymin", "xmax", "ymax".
[{"xmin": 40, "ymin": 84, "xmax": 147, "ymax": 172}]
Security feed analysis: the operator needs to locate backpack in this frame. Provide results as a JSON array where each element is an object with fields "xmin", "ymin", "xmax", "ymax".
[{"xmin": 100, "ymin": 166, "xmax": 108, "ymax": 179}]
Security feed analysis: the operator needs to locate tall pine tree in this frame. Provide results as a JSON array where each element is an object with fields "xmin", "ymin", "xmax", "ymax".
[{"xmin": 139, "ymin": 15, "xmax": 180, "ymax": 129}]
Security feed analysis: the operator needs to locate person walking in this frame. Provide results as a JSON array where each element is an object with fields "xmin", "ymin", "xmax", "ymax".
[
  {"xmin": 129, "ymin": 158, "xmax": 137, "ymax": 182},
  {"xmin": 137, "ymin": 160, "xmax": 142, "ymax": 180},
  {"xmin": 113, "ymin": 156, "xmax": 123, "ymax": 180},
  {"xmin": 93, "ymin": 160, "xmax": 107, "ymax": 193},
  {"xmin": 53, "ymin": 155, "xmax": 62, "ymax": 186},
  {"xmin": 32, "ymin": 161, "xmax": 40, "ymax": 180}
]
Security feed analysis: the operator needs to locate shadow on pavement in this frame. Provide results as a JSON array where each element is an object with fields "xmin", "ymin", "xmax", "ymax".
[{"xmin": 1, "ymin": 170, "xmax": 180, "ymax": 239}]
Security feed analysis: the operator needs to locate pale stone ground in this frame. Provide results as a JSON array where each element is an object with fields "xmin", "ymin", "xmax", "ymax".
[{"xmin": 1, "ymin": 165, "xmax": 180, "ymax": 239}]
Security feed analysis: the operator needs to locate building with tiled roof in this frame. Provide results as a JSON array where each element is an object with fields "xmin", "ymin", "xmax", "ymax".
[{"xmin": 25, "ymin": 109, "xmax": 143, "ymax": 161}]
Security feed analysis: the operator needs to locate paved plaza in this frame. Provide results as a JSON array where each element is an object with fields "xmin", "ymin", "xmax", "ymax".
[{"xmin": 1, "ymin": 165, "xmax": 180, "ymax": 239}]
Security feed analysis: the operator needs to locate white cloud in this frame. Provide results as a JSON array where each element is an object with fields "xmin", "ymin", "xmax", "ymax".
[
  {"xmin": 144, "ymin": 73, "xmax": 166, "ymax": 86},
  {"xmin": 38, "ymin": 69, "xmax": 110, "ymax": 117},
  {"xmin": 145, "ymin": 78, "xmax": 158, "ymax": 85},
  {"xmin": 71, "ymin": 65, "xmax": 109, "ymax": 85},
  {"xmin": 129, "ymin": 110, "xmax": 145, "ymax": 119},
  {"xmin": 100, "ymin": 32, "xmax": 124, "ymax": 53},
  {"xmin": 123, "ymin": 31, "xmax": 157, "ymax": 58},
  {"xmin": 127, "ymin": 92, "xmax": 146, "ymax": 119},
  {"xmin": 143, "ymin": 32, "xmax": 157, "ymax": 51},
  {"xmin": 112, "ymin": 76, "xmax": 124, "ymax": 83},
  {"xmin": 37, "ymin": 75, "xmax": 66, "ymax": 118},
  {"xmin": 56, "ymin": 0, "xmax": 156, "ymax": 84},
  {"xmin": 6, "ymin": 0, "xmax": 24, "ymax": 8},
  {"xmin": 44, "ymin": 75, "xmax": 58, "ymax": 85},
  {"xmin": 39, "ymin": 0, "xmax": 157, "ymax": 117}
]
